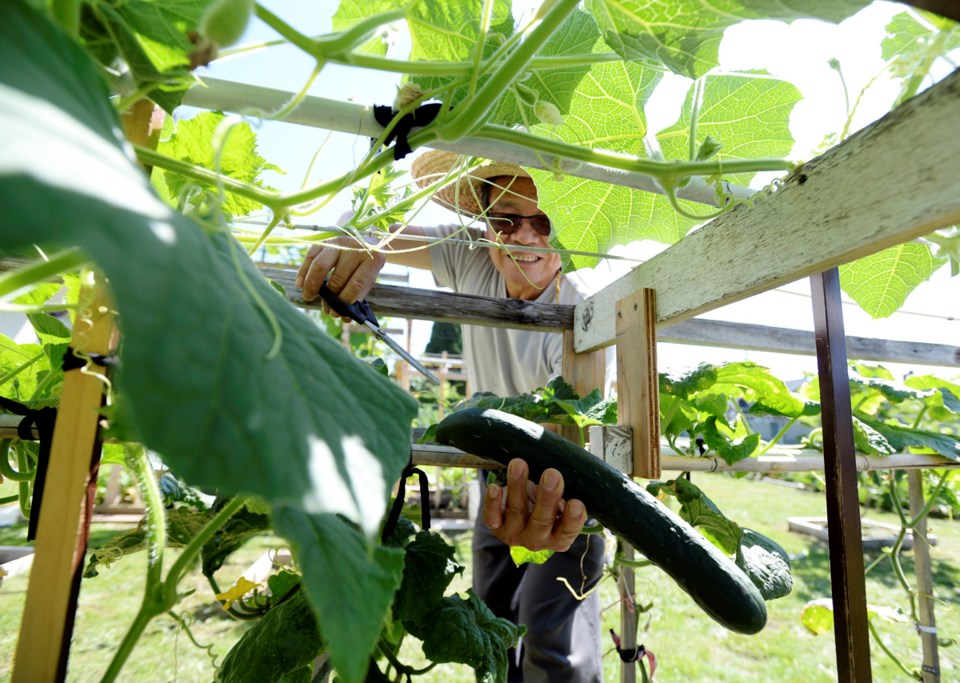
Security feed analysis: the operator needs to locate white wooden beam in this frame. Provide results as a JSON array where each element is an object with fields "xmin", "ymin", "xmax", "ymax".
[{"xmin": 574, "ymin": 70, "xmax": 960, "ymax": 353}]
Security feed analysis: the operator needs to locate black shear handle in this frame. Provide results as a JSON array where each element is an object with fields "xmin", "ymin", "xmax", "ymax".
[{"xmin": 318, "ymin": 284, "xmax": 379, "ymax": 327}]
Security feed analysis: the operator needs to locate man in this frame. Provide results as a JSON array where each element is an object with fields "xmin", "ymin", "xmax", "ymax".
[{"xmin": 296, "ymin": 150, "xmax": 605, "ymax": 682}]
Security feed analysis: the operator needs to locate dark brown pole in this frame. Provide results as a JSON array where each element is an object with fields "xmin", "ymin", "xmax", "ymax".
[{"xmin": 810, "ymin": 268, "xmax": 872, "ymax": 682}]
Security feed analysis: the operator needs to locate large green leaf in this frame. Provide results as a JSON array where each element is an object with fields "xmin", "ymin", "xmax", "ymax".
[
  {"xmin": 526, "ymin": 59, "xmax": 702, "ymax": 268},
  {"xmin": 407, "ymin": 0, "xmax": 515, "ymax": 109},
  {"xmin": 839, "ymin": 243, "xmax": 942, "ymax": 318},
  {"xmin": 85, "ymin": 0, "xmax": 214, "ymax": 112},
  {"xmin": 153, "ymin": 111, "xmax": 279, "ymax": 218},
  {"xmin": 584, "ymin": 0, "xmax": 869, "ymax": 78},
  {"xmin": 489, "ymin": 10, "xmax": 603, "ymax": 127},
  {"xmin": 905, "ymin": 375, "xmax": 960, "ymax": 415},
  {"xmin": 392, "ymin": 530, "xmax": 463, "ymax": 626},
  {"xmin": 332, "ymin": 0, "xmax": 400, "ymax": 56},
  {"xmin": 404, "ymin": 590, "xmax": 522, "ymax": 683},
  {"xmin": 1, "ymin": 0, "xmax": 417, "ymax": 539},
  {"xmin": 656, "ymin": 73, "xmax": 801, "ymax": 187},
  {"xmin": 882, "ymin": 11, "xmax": 932, "ymax": 61},
  {"xmin": 273, "ymin": 507, "xmax": 405, "ymax": 683},
  {"xmin": 714, "ymin": 362, "xmax": 807, "ymax": 418},
  {"xmin": 860, "ymin": 417, "xmax": 960, "ymax": 461}
]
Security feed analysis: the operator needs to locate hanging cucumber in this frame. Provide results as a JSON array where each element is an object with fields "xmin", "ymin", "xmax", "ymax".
[{"xmin": 435, "ymin": 407, "xmax": 768, "ymax": 635}]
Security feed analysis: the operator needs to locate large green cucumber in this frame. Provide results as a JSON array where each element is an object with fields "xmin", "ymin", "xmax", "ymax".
[{"xmin": 435, "ymin": 407, "xmax": 768, "ymax": 635}]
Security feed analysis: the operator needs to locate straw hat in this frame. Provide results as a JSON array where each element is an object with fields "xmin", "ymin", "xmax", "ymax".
[{"xmin": 410, "ymin": 149, "xmax": 530, "ymax": 218}]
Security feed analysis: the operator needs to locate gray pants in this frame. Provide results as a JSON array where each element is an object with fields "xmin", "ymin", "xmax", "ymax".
[{"xmin": 472, "ymin": 502, "xmax": 605, "ymax": 682}]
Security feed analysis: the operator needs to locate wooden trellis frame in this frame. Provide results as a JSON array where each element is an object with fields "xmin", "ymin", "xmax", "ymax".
[{"xmin": 253, "ymin": 69, "xmax": 957, "ymax": 683}]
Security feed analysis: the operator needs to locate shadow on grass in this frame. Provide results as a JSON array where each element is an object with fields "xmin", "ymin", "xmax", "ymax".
[{"xmin": 787, "ymin": 537, "xmax": 960, "ymax": 607}]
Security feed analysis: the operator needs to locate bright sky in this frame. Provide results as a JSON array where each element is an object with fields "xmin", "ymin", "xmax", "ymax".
[{"xmin": 195, "ymin": 1, "xmax": 959, "ymax": 384}]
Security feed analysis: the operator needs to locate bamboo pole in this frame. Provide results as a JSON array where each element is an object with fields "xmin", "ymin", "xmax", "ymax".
[
  {"xmin": 12, "ymin": 279, "xmax": 116, "ymax": 682},
  {"xmin": 410, "ymin": 441, "xmax": 960, "ymax": 473},
  {"xmin": 908, "ymin": 471, "xmax": 940, "ymax": 682}
]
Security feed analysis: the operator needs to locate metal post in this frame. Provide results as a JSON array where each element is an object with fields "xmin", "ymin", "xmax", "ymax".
[{"xmin": 810, "ymin": 268, "xmax": 872, "ymax": 682}]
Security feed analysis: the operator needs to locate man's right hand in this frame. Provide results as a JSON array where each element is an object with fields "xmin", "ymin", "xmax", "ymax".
[{"xmin": 295, "ymin": 236, "xmax": 386, "ymax": 319}]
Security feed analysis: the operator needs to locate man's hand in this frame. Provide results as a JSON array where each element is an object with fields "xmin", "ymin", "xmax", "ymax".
[
  {"xmin": 483, "ymin": 458, "xmax": 587, "ymax": 552},
  {"xmin": 295, "ymin": 236, "xmax": 386, "ymax": 319}
]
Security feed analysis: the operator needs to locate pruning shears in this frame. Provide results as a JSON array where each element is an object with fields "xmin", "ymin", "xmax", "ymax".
[{"xmin": 318, "ymin": 284, "xmax": 441, "ymax": 385}]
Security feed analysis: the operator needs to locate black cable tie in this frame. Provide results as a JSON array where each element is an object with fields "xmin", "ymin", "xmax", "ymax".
[
  {"xmin": 608, "ymin": 629, "xmax": 644, "ymax": 663},
  {"xmin": 62, "ymin": 347, "xmax": 119, "ymax": 372},
  {"xmin": 0, "ymin": 395, "xmax": 58, "ymax": 541},
  {"xmin": 372, "ymin": 103, "xmax": 443, "ymax": 160},
  {"xmin": 380, "ymin": 454, "xmax": 432, "ymax": 543},
  {"xmin": 410, "ymin": 466, "xmax": 431, "ymax": 531}
]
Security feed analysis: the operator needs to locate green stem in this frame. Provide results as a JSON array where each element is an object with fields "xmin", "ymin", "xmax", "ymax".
[
  {"xmin": 732, "ymin": 398, "xmax": 752, "ymax": 435},
  {"xmin": 254, "ymin": 4, "xmax": 318, "ymax": 57},
  {"xmin": 887, "ymin": 475, "xmax": 919, "ymax": 621},
  {"xmin": 15, "ymin": 443, "xmax": 32, "ymax": 517},
  {"xmin": 134, "ymin": 146, "xmax": 281, "ymax": 209},
  {"xmin": 100, "ymin": 447, "xmax": 166, "ymax": 683},
  {"xmin": 0, "ymin": 303, "xmax": 80, "ymax": 314},
  {"xmin": 438, "ymin": 0, "xmax": 581, "ymax": 139},
  {"xmin": 0, "ymin": 439, "xmax": 34, "ymax": 482},
  {"xmin": 688, "ymin": 78, "xmax": 704, "ymax": 162},
  {"xmin": 615, "ymin": 554, "xmax": 652, "ymax": 569},
  {"xmin": 316, "ymin": 9, "xmax": 407, "ymax": 57},
  {"xmin": 126, "ymin": 445, "xmax": 166, "ymax": 588},
  {"xmin": 896, "ymin": 29, "xmax": 950, "ymax": 107},
  {"xmin": 755, "ymin": 417, "xmax": 799, "ymax": 457},
  {"xmin": 660, "ymin": 395, "xmax": 680, "ymax": 437},
  {"xmin": 0, "ymin": 351, "xmax": 45, "ymax": 389},
  {"xmin": 466, "ymin": 0, "xmax": 497, "ymax": 103},
  {"xmin": 339, "ymin": 51, "xmax": 624, "ymax": 76},
  {"xmin": 909, "ymin": 469, "xmax": 952, "ymax": 528},
  {"xmin": 101, "ymin": 606, "xmax": 156, "ymax": 683},
  {"xmin": 0, "ymin": 494, "xmax": 18, "ymax": 505},
  {"xmin": 164, "ymin": 496, "xmax": 248, "ymax": 606},
  {"xmin": 910, "ymin": 405, "xmax": 928, "ymax": 430},
  {"xmin": 867, "ymin": 618, "xmax": 922, "ymax": 681},
  {"xmin": 474, "ymin": 124, "xmax": 795, "ymax": 179},
  {"xmin": 377, "ymin": 641, "xmax": 438, "ymax": 677},
  {"xmin": 51, "ymin": 0, "xmax": 80, "ymax": 36},
  {"xmin": 0, "ymin": 248, "xmax": 88, "ymax": 301}
]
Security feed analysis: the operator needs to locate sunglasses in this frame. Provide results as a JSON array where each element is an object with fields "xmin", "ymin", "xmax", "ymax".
[{"xmin": 484, "ymin": 212, "xmax": 552, "ymax": 237}]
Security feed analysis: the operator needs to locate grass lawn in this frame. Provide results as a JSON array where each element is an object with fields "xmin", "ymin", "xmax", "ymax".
[{"xmin": 1, "ymin": 472, "xmax": 957, "ymax": 681}]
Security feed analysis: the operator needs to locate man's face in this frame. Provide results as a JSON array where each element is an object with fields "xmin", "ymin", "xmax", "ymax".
[{"xmin": 484, "ymin": 176, "xmax": 562, "ymax": 300}]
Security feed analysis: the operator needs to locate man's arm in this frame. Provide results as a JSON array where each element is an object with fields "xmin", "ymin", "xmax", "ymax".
[{"xmin": 296, "ymin": 224, "xmax": 432, "ymax": 313}]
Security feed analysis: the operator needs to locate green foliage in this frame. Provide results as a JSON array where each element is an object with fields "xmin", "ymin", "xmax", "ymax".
[
  {"xmin": 4, "ymin": 0, "xmax": 959, "ymax": 679},
  {"xmin": 839, "ymin": 242, "xmax": 943, "ymax": 318},
  {"xmin": 84, "ymin": 506, "xmax": 212, "ymax": 577},
  {"xmin": 405, "ymin": 591, "xmax": 522, "ymax": 683},
  {"xmin": 648, "ymin": 477, "xmax": 793, "ymax": 601},
  {"xmin": 153, "ymin": 112, "xmax": 281, "ymax": 219},
  {"xmin": 80, "ymin": 0, "xmax": 218, "ymax": 112},
  {"xmin": 271, "ymin": 507, "xmax": 405, "ymax": 683},
  {"xmin": 736, "ymin": 529, "xmax": 793, "ymax": 601},
  {"xmin": 217, "ymin": 588, "xmax": 325, "ymax": 682},
  {"xmin": 584, "ymin": 0, "xmax": 869, "ymax": 79},
  {"xmin": 424, "ymin": 322, "xmax": 463, "ymax": 355}
]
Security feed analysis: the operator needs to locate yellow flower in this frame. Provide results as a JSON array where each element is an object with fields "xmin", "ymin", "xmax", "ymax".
[{"xmin": 215, "ymin": 576, "xmax": 260, "ymax": 608}]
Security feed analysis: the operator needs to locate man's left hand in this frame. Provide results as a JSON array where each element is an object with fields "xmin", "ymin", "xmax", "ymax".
[{"xmin": 482, "ymin": 458, "xmax": 586, "ymax": 552}]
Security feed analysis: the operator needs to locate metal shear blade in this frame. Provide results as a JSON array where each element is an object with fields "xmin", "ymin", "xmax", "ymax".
[{"xmin": 317, "ymin": 284, "xmax": 441, "ymax": 385}]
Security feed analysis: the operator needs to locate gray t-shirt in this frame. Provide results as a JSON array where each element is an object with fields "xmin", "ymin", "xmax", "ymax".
[{"xmin": 427, "ymin": 225, "xmax": 584, "ymax": 397}]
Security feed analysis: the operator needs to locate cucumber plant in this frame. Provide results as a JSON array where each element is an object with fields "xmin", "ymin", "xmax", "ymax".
[{"xmin": 1, "ymin": 0, "xmax": 958, "ymax": 681}]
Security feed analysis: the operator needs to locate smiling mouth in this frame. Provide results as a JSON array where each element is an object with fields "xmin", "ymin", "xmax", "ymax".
[{"xmin": 513, "ymin": 255, "xmax": 539, "ymax": 263}]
